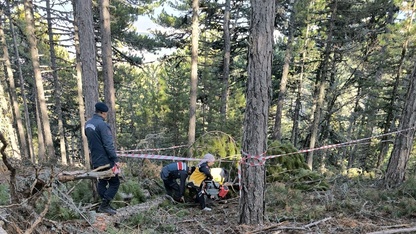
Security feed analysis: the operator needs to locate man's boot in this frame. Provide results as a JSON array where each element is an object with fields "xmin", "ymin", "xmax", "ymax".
[
  {"xmin": 98, "ymin": 199, "xmax": 116, "ymax": 215},
  {"xmin": 108, "ymin": 202, "xmax": 117, "ymax": 212}
]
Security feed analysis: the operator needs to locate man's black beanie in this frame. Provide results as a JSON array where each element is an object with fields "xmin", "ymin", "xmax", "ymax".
[{"xmin": 95, "ymin": 102, "xmax": 109, "ymax": 112}]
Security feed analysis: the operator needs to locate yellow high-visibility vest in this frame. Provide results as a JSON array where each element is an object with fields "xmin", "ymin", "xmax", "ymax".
[{"xmin": 188, "ymin": 167, "xmax": 207, "ymax": 187}]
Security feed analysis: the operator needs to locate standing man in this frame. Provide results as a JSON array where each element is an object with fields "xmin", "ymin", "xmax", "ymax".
[
  {"xmin": 85, "ymin": 102, "xmax": 120, "ymax": 215},
  {"xmin": 160, "ymin": 162, "xmax": 195, "ymax": 202}
]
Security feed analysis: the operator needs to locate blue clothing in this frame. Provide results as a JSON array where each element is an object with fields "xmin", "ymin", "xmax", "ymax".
[
  {"xmin": 85, "ymin": 113, "xmax": 120, "ymax": 201},
  {"xmin": 160, "ymin": 162, "xmax": 189, "ymax": 199},
  {"xmin": 98, "ymin": 175, "xmax": 120, "ymax": 201},
  {"xmin": 85, "ymin": 114, "xmax": 118, "ymax": 168}
]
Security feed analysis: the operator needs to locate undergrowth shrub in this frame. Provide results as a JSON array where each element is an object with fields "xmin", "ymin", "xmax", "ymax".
[
  {"xmin": 45, "ymin": 195, "xmax": 79, "ymax": 220},
  {"xmin": 189, "ymin": 132, "xmax": 241, "ymax": 181},
  {"xmin": 116, "ymin": 179, "xmax": 146, "ymax": 207},
  {"xmin": 265, "ymin": 182, "xmax": 328, "ymax": 221},
  {"xmin": 0, "ymin": 183, "xmax": 9, "ymax": 205},
  {"xmin": 266, "ymin": 141, "xmax": 328, "ymax": 191},
  {"xmin": 398, "ymin": 176, "xmax": 416, "ymax": 198},
  {"xmin": 70, "ymin": 180, "xmax": 94, "ymax": 204},
  {"xmin": 189, "ymin": 131, "xmax": 240, "ymax": 161}
]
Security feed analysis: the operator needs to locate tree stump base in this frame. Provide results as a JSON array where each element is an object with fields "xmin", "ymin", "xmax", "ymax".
[{"xmin": 92, "ymin": 213, "xmax": 113, "ymax": 231}]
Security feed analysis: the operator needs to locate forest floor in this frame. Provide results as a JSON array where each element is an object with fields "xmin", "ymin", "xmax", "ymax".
[
  {"xmin": 2, "ymin": 162, "xmax": 416, "ymax": 234},
  {"xmin": 85, "ymin": 175, "xmax": 416, "ymax": 234}
]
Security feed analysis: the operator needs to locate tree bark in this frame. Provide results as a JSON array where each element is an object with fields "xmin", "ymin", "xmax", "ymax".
[
  {"xmin": 24, "ymin": 0, "xmax": 56, "ymax": 161},
  {"xmin": 188, "ymin": 0, "xmax": 199, "ymax": 155},
  {"xmin": 0, "ymin": 11, "xmax": 21, "ymax": 159},
  {"xmin": 0, "ymin": 132, "xmax": 18, "ymax": 204},
  {"xmin": 76, "ymin": 0, "xmax": 99, "ymax": 119},
  {"xmin": 239, "ymin": 0, "xmax": 275, "ymax": 225},
  {"xmin": 46, "ymin": 0, "xmax": 67, "ymax": 165},
  {"xmin": 100, "ymin": 0, "xmax": 117, "ymax": 146},
  {"xmin": 383, "ymin": 60, "xmax": 416, "ymax": 188},
  {"xmin": 35, "ymin": 98, "xmax": 46, "ymax": 161},
  {"xmin": 72, "ymin": 0, "xmax": 90, "ymax": 168},
  {"xmin": 5, "ymin": 0, "xmax": 34, "ymax": 162}
]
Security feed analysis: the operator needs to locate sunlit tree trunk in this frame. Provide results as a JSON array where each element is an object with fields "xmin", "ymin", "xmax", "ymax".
[
  {"xmin": 24, "ymin": 0, "xmax": 56, "ymax": 161},
  {"xmin": 72, "ymin": 0, "xmax": 90, "ymax": 168},
  {"xmin": 0, "ymin": 60, "xmax": 19, "ymax": 160},
  {"xmin": 4, "ymin": 1, "xmax": 31, "ymax": 159},
  {"xmin": 239, "ymin": 0, "xmax": 275, "ymax": 225},
  {"xmin": 76, "ymin": 0, "xmax": 99, "ymax": 119},
  {"xmin": 188, "ymin": 0, "xmax": 199, "ymax": 155},
  {"xmin": 46, "ymin": 0, "xmax": 67, "ymax": 165},
  {"xmin": 6, "ymin": 0, "xmax": 35, "ymax": 162},
  {"xmin": 35, "ymin": 96, "xmax": 45, "ymax": 162},
  {"xmin": 0, "ymin": 11, "xmax": 21, "ymax": 159},
  {"xmin": 100, "ymin": 0, "xmax": 117, "ymax": 145}
]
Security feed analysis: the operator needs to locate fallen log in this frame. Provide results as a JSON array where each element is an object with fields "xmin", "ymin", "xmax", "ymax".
[
  {"xmin": 57, "ymin": 164, "xmax": 114, "ymax": 182},
  {"xmin": 367, "ymin": 226, "xmax": 416, "ymax": 234}
]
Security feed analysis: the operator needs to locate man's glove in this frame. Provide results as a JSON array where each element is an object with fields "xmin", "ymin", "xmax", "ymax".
[{"xmin": 112, "ymin": 162, "xmax": 121, "ymax": 174}]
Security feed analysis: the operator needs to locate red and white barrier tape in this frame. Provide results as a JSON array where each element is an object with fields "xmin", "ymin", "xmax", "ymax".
[
  {"xmin": 117, "ymin": 126, "xmax": 416, "ymax": 195},
  {"xmin": 239, "ymin": 126, "xmax": 416, "ymax": 166},
  {"xmin": 117, "ymin": 144, "xmax": 188, "ymax": 153},
  {"xmin": 237, "ymin": 126, "xmax": 416, "ymax": 193},
  {"xmin": 117, "ymin": 153, "xmax": 201, "ymax": 161}
]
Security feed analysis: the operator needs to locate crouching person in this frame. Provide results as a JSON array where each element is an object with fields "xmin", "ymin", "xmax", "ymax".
[
  {"xmin": 188, "ymin": 153, "xmax": 216, "ymax": 211},
  {"xmin": 161, "ymin": 162, "xmax": 195, "ymax": 202}
]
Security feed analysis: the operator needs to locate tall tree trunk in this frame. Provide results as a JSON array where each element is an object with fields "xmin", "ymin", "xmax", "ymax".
[
  {"xmin": 306, "ymin": 0, "xmax": 337, "ymax": 169},
  {"xmin": 291, "ymin": 20, "xmax": 310, "ymax": 147},
  {"xmin": 46, "ymin": 0, "xmax": 67, "ymax": 165},
  {"xmin": 72, "ymin": 0, "xmax": 90, "ymax": 168},
  {"xmin": 239, "ymin": 0, "xmax": 275, "ymax": 225},
  {"xmin": 0, "ymin": 11, "xmax": 21, "ymax": 159},
  {"xmin": 4, "ymin": 1, "xmax": 31, "ymax": 159},
  {"xmin": 0, "ymin": 52, "xmax": 19, "ymax": 160},
  {"xmin": 100, "ymin": 0, "xmax": 117, "ymax": 146},
  {"xmin": 24, "ymin": 0, "xmax": 56, "ymax": 161},
  {"xmin": 220, "ymin": 0, "xmax": 231, "ymax": 121},
  {"xmin": 273, "ymin": 0, "xmax": 296, "ymax": 141},
  {"xmin": 346, "ymin": 85, "xmax": 361, "ymax": 168},
  {"xmin": 383, "ymin": 60, "xmax": 416, "ymax": 188},
  {"xmin": 76, "ymin": 0, "xmax": 99, "ymax": 119},
  {"xmin": 35, "ymin": 96, "xmax": 46, "ymax": 161},
  {"xmin": 188, "ymin": 0, "xmax": 199, "ymax": 155},
  {"xmin": 319, "ymin": 52, "xmax": 339, "ymax": 172},
  {"xmin": 377, "ymin": 4, "xmax": 414, "ymax": 169}
]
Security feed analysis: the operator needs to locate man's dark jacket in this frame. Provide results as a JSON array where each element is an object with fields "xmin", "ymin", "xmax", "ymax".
[
  {"xmin": 85, "ymin": 114, "xmax": 118, "ymax": 168},
  {"xmin": 160, "ymin": 162, "xmax": 189, "ymax": 197}
]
